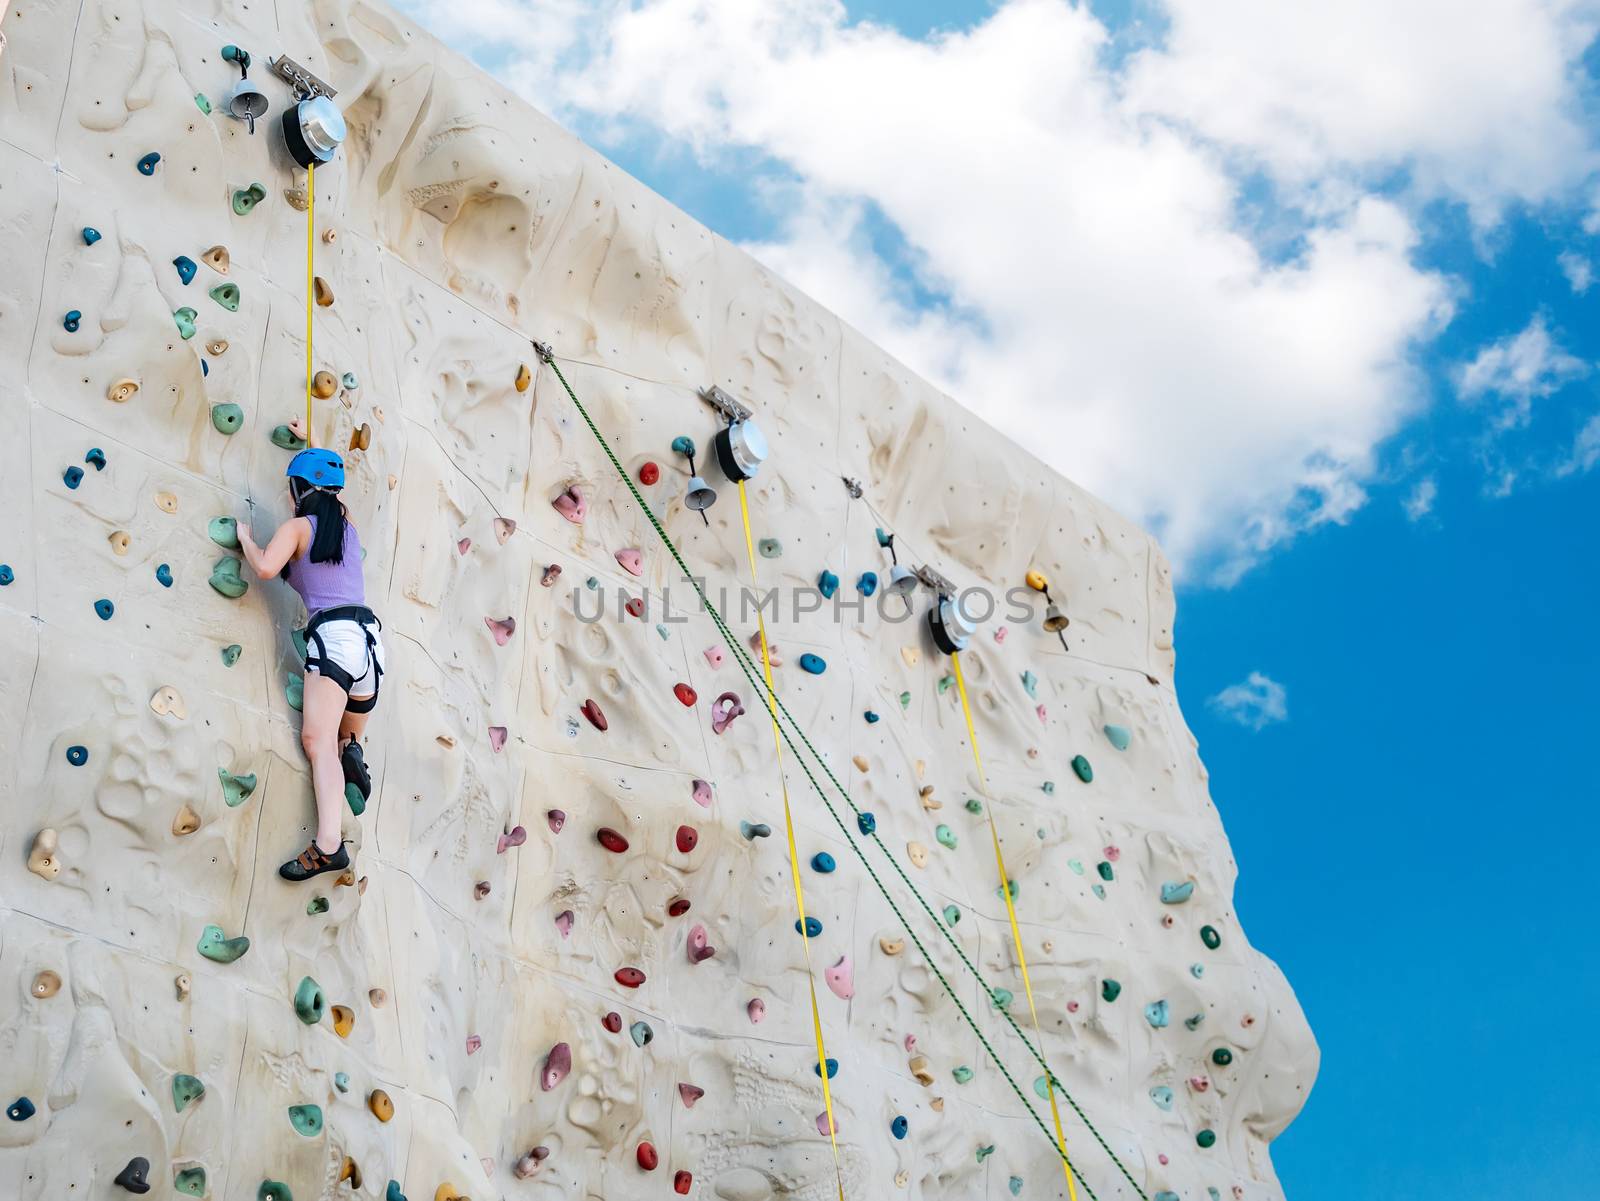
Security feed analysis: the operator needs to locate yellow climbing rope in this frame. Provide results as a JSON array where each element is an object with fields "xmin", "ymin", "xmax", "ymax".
[
  {"xmin": 735, "ymin": 477, "xmax": 846, "ymax": 1201},
  {"xmin": 303, "ymin": 160, "xmax": 316, "ymax": 447},
  {"xmin": 951, "ymin": 650, "xmax": 1080, "ymax": 1201}
]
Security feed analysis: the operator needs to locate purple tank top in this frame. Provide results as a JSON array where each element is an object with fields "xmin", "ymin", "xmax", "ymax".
[{"xmin": 287, "ymin": 515, "xmax": 366, "ymax": 617}]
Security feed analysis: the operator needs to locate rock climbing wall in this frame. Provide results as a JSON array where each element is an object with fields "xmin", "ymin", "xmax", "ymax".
[{"xmin": 0, "ymin": 2, "xmax": 1318, "ymax": 1200}]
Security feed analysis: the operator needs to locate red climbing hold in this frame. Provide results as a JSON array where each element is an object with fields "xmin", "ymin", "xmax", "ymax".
[
  {"xmin": 597, "ymin": 827, "xmax": 629, "ymax": 854},
  {"xmin": 667, "ymin": 896, "xmax": 691, "ymax": 917},
  {"xmin": 624, "ymin": 596, "xmax": 645, "ymax": 619},
  {"xmin": 547, "ymin": 809, "xmax": 566, "ymax": 833},
  {"xmin": 602, "ymin": 1011, "xmax": 622, "ymax": 1033},
  {"xmin": 639, "ymin": 461, "xmax": 660, "ymax": 485},
  {"xmin": 540, "ymin": 1042, "xmax": 572, "ymax": 1090},
  {"xmin": 673, "ymin": 682, "xmax": 697, "ymax": 707},
  {"xmin": 614, "ymin": 967, "xmax": 645, "ymax": 988},
  {"xmin": 674, "ymin": 1170, "xmax": 693, "ymax": 1194},
  {"xmin": 636, "ymin": 1142, "xmax": 658, "ymax": 1171},
  {"xmin": 677, "ymin": 1082, "xmax": 704, "ymax": 1108},
  {"xmin": 675, "ymin": 825, "xmax": 698, "ymax": 853},
  {"xmin": 581, "ymin": 699, "xmax": 608, "ymax": 731}
]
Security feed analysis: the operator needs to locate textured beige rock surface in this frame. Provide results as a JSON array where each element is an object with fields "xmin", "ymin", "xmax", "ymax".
[{"xmin": 0, "ymin": 2, "xmax": 1316, "ymax": 1199}]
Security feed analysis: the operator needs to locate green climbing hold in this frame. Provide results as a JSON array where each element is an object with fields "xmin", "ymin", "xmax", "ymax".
[
  {"xmin": 1041, "ymin": 780, "xmax": 1055, "ymax": 794},
  {"xmin": 1101, "ymin": 978, "xmax": 1121, "ymax": 1002},
  {"xmin": 952, "ymin": 1065, "xmax": 973, "ymax": 1084},
  {"xmin": 258, "ymin": 1182, "xmax": 293, "ymax": 1201},
  {"xmin": 1104, "ymin": 724, "xmax": 1131, "ymax": 750},
  {"xmin": 174, "ymin": 1166, "xmax": 208, "ymax": 1197},
  {"xmin": 942, "ymin": 904, "xmax": 961, "ymax": 926},
  {"xmin": 209, "ymin": 282, "xmax": 240, "ymax": 312},
  {"xmin": 172, "ymin": 1073, "xmax": 205, "ymax": 1112},
  {"xmin": 287, "ymin": 1103, "xmax": 323, "ymax": 1136},
  {"xmin": 964, "ymin": 798, "xmax": 982, "ymax": 814},
  {"xmin": 208, "ymin": 516, "xmax": 240, "ymax": 548},
  {"xmin": 194, "ymin": 93, "xmax": 211, "ymax": 114},
  {"xmin": 935, "ymin": 824, "xmax": 956, "ymax": 849},
  {"xmin": 232, "ymin": 182, "xmax": 267, "ymax": 216},
  {"xmin": 345, "ymin": 781, "xmax": 366, "ymax": 816},
  {"xmin": 1091, "ymin": 883, "xmax": 1106, "ymax": 899},
  {"xmin": 211, "ymin": 403, "xmax": 244, "ymax": 435},
  {"xmin": 286, "ymin": 675, "xmax": 303, "ymax": 711},
  {"xmin": 1185, "ymin": 1012, "xmax": 1205, "ymax": 1031},
  {"xmin": 291, "ymin": 627, "xmax": 308, "ymax": 660},
  {"xmin": 1096, "ymin": 860, "xmax": 1114, "ymax": 881},
  {"xmin": 221, "ymin": 644, "xmax": 242, "ymax": 666},
  {"xmin": 757, "ymin": 538, "xmax": 781, "ymax": 558},
  {"xmin": 975, "ymin": 1144, "xmax": 994, "ymax": 1163},
  {"xmin": 937, "ymin": 674, "xmax": 954, "ymax": 694},
  {"xmin": 197, "ymin": 925, "xmax": 249, "ymax": 963},
  {"xmin": 334, "ymin": 1072, "xmax": 349, "ymax": 1093},
  {"xmin": 209, "ymin": 556, "xmax": 248, "ymax": 598},
  {"xmin": 1212, "ymin": 1047, "xmax": 1233, "ymax": 1066},
  {"xmin": 997, "ymin": 878, "xmax": 1018, "ymax": 900},
  {"xmin": 293, "ymin": 976, "xmax": 325, "ymax": 1025},
  {"xmin": 1196, "ymin": 1128, "xmax": 1216, "ymax": 1149},
  {"xmin": 990, "ymin": 987, "xmax": 1013, "ymax": 1010},
  {"xmin": 1201, "ymin": 924, "xmax": 1222, "ymax": 950},
  {"xmin": 1067, "ymin": 858, "xmax": 1084, "ymax": 875},
  {"xmin": 899, "ymin": 690, "xmax": 911, "ymax": 708},
  {"xmin": 1071, "ymin": 754, "xmax": 1093, "ymax": 782},
  {"xmin": 270, "ymin": 424, "xmax": 308, "ymax": 451},
  {"xmin": 174, "ymin": 307, "xmax": 198, "ymax": 339},
  {"xmin": 218, "ymin": 768, "xmax": 257, "ymax": 807},
  {"xmin": 1009, "ymin": 1176, "xmax": 1024, "ymax": 1196},
  {"xmin": 307, "ymin": 896, "xmax": 329, "ymax": 915}
]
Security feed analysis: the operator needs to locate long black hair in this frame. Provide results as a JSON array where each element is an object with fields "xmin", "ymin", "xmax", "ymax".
[{"xmin": 289, "ymin": 480, "xmax": 348, "ymax": 565}]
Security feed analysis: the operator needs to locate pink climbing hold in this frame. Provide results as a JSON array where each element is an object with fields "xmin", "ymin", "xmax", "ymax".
[
  {"xmin": 746, "ymin": 998, "xmax": 766, "ymax": 1024},
  {"xmin": 686, "ymin": 923, "xmax": 715, "ymax": 963},
  {"xmin": 581, "ymin": 699, "xmax": 607, "ymax": 731},
  {"xmin": 554, "ymin": 910, "xmax": 574, "ymax": 938},
  {"xmin": 552, "ymin": 486, "xmax": 587, "ymax": 524},
  {"xmin": 494, "ymin": 517, "xmax": 516, "ymax": 544},
  {"xmin": 466, "ymin": 1034, "xmax": 482, "ymax": 1055},
  {"xmin": 540, "ymin": 1042, "xmax": 572, "ymax": 1091},
  {"xmin": 615, "ymin": 548, "xmax": 643, "ymax": 576},
  {"xmin": 474, "ymin": 880, "xmax": 491, "ymax": 899},
  {"xmin": 673, "ymin": 682, "xmax": 697, "ymax": 707},
  {"xmin": 691, "ymin": 779, "xmax": 713, "ymax": 807},
  {"xmin": 486, "ymin": 616, "xmax": 516, "ymax": 645},
  {"xmin": 824, "ymin": 955, "xmax": 854, "ymax": 1000},
  {"xmin": 703, "ymin": 646, "xmax": 724, "ymax": 669},
  {"xmin": 513, "ymin": 1154, "xmax": 542, "ymax": 1180},
  {"xmin": 711, "ymin": 692, "xmax": 745, "ymax": 735},
  {"xmin": 675, "ymin": 825, "xmax": 698, "ymax": 854},
  {"xmin": 1104, "ymin": 845, "xmax": 1121, "ymax": 861},
  {"xmin": 1036, "ymin": 704, "xmax": 1047, "ymax": 723},
  {"xmin": 497, "ymin": 825, "xmax": 526, "ymax": 854},
  {"xmin": 816, "ymin": 1111, "xmax": 838, "ymax": 1136},
  {"xmin": 1188, "ymin": 1075, "xmax": 1210, "ymax": 1092},
  {"xmin": 541, "ymin": 563, "xmax": 562, "ymax": 587},
  {"xmin": 488, "ymin": 725, "xmax": 508, "ymax": 752},
  {"xmin": 614, "ymin": 966, "xmax": 646, "ymax": 989},
  {"xmin": 457, "ymin": 537, "xmax": 471, "ymax": 555},
  {"xmin": 547, "ymin": 809, "xmax": 566, "ymax": 833},
  {"xmin": 749, "ymin": 632, "xmax": 782, "ymax": 665},
  {"xmin": 904, "ymin": 1034, "xmax": 917, "ymax": 1053},
  {"xmin": 677, "ymin": 1083, "xmax": 704, "ymax": 1108},
  {"xmin": 994, "ymin": 626, "xmax": 1008, "ymax": 643},
  {"xmin": 1066, "ymin": 1000, "xmax": 1080, "ymax": 1013}
]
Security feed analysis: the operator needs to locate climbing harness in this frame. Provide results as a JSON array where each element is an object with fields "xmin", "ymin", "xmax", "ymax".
[
  {"xmin": 534, "ymin": 344, "xmax": 1150, "ymax": 1200},
  {"xmin": 304, "ymin": 604, "xmax": 383, "ymax": 711},
  {"xmin": 952, "ymin": 648, "xmax": 1079, "ymax": 1201}
]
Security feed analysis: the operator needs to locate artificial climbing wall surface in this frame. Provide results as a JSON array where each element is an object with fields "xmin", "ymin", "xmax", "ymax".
[{"xmin": 0, "ymin": 2, "xmax": 1318, "ymax": 1199}]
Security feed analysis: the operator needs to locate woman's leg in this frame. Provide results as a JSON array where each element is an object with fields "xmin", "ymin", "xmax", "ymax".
[
  {"xmin": 301, "ymin": 673, "xmax": 350, "ymax": 854},
  {"xmin": 338, "ymin": 706, "xmax": 372, "ymax": 747}
]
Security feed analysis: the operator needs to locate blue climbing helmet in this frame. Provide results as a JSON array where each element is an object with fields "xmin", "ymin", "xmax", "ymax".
[{"xmin": 286, "ymin": 447, "xmax": 345, "ymax": 489}]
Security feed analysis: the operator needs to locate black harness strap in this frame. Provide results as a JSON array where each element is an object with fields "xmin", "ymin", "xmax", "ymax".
[{"xmin": 305, "ymin": 605, "xmax": 383, "ymax": 706}]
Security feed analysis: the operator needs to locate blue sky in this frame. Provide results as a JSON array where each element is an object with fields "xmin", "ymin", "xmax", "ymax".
[{"xmin": 401, "ymin": 0, "xmax": 1599, "ymax": 1194}]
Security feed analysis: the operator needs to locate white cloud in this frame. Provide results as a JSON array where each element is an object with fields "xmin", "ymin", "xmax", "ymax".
[
  {"xmin": 1558, "ymin": 251, "xmax": 1594, "ymax": 294},
  {"xmin": 1456, "ymin": 315, "xmax": 1588, "ymax": 429},
  {"xmin": 1402, "ymin": 476, "xmax": 1438, "ymax": 521},
  {"xmin": 1557, "ymin": 413, "xmax": 1600, "ymax": 476},
  {"xmin": 394, "ymin": 0, "xmax": 1600, "ymax": 579},
  {"xmin": 1208, "ymin": 671, "xmax": 1289, "ymax": 731}
]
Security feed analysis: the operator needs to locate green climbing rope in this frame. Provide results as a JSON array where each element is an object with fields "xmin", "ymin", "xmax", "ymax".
[{"xmin": 535, "ymin": 345, "xmax": 1149, "ymax": 1201}]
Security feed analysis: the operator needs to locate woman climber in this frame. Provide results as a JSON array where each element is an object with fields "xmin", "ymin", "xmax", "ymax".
[{"xmin": 238, "ymin": 446, "xmax": 385, "ymax": 882}]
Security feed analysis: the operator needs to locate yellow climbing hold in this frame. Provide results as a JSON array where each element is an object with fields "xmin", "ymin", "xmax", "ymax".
[
  {"xmin": 312, "ymin": 371, "xmax": 338, "ymax": 400},
  {"xmin": 172, "ymin": 804, "xmax": 201, "ymax": 836},
  {"xmin": 368, "ymin": 1089, "xmax": 393, "ymax": 1122},
  {"xmin": 313, "ymin": 276, "xmax": 334, "ymax": 307},
  {"xmin": 109, "ymin": 531, "xmax": 130, "ymax": 555},
  {"xmin": 515, "ymin": 362, "xmax": 531, "ymax": 392},
  {"xmin": 107, "ymin": 378, "xmax": 139, "ymax": 403},
  {"xmin": 332, "ymin": 1004, "xmax": 354, "ymax": 1038},
  {"xmin": 150, "ymin": 685, "xmax": 187, "ymax": 718},
  {"xmin": 28, "ymin": 829, "xmax": 61, "ymax": 879},
  {"xmin": 155, "ymin": 491, "xmax": 179, "ymax": 514}
]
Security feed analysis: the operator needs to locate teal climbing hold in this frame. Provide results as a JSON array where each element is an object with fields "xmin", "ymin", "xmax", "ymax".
[
  {"xmin": 342, "ymin": 372, "xmax": 359, "ymax": 390},
  {"xmin": 740, "ymin": 821, "xmax": 770, "ymax": 840},
  {"xmin": 864, "ymin": 710, "xmax": 879, "ymax": 723},
  {"xmin": 857, "ymin": 571, "xmax": 878, "ymax": 596},
  {"xmin": 291, "ymin": 627, "xmax": 308, "ymax": 660},
  {"xmin": 1104, "ymin": 723, "xmax": 1131, "ymax": 750},
  {"xmin": 174, "ymin": 307, "xmax": 197, "ymax": 338},
  {"xmin": 976, "ymin": 1144, "xmax": 994, "ymax": 1163},
  {"xmin": 810, "ymin": 852, "xmax": 835, "ymax": 873},
  {"xmin": 137, "ymin": 152, "xmax": 160, "ymax": 175},
  {"xmin": 1197, "ymin": 1129, "xmax": 1216, "ymax": 1148},
  {"xmin": 1021, "ymin": 670, "xmax": 1038, "ymax": 698},
  {"xmin": 82, "ymin": 227, "xmax": 102, "ymax": 245},
  {"xmin": 1033, "ymin": 1075, "xmax": 1050, "ymax": 1100},
  {"xmin": 156, "ymin": 563, "xmax": 173, "ymax": 587},
  {"xmin": 211, "ymin": 403, "xmax": 244, "ymax": 435},
  {"xmin": 937, "ymin": 673, "xmax": 954, "ymax": 694},
  {"xmin": 218, "ymin": 768, "xmax": 257, "ymax": 807},
  {"xmin": 293, "ymin": 976, "xmax": 325, "ymax": 1025},
  {"xmin": 63, "ymin": 310, "xmax": 81, "ymax": 332},
  {"xmin": 655, "ymin": 623, "xmax": 670, "ymax": 640},
  {"xmin": 1212, "ymin": 1047, "xmax": 1233, "ymax": 1066},
  {"xmin": 345, "ymin": 781, "xmax": 366, "ymax": 816},
  {"xmin": 996, "ymin": 878, "xmax": 1018, "ymax": 900},
  {"xmin": 990, "ymin": 987, "xmax": 1013, "ymax": 1010},
  {"xmin": 194, "ymin": 91, "xmax": 212, "ymax": 114},
  {"xmin": 799, "ymin": 653, "xmax": 826, "ymax": 674},
  {"xmin": 1091, "ymin": 883, "xmax": 1106, "ymax": 899},
  {"xmin": 85, "ymin": 447, "xmax": 106, "ymax": 470},
  {"xmin": 286, "ymin": 675, "xmax": 303, "ymax": 711},
  {"xmin": 66, "ymin": 745, "xmax": 88, "ymax": 766},
  {"xmin": 875, "ymin": 527, "xmax": 892, "ymax": 547},
  {"xmin": 270, "ymin": 424, "xmax": 307, "ymax": 451},
  {"xmin": 1144, "ymin": 999, "xmax": 1170, "ymax": 1028},
  {"xmin": 1009, "ymin": 1176, "xmax": 1023, "ymax": 1196},
  {"xmin": 1068, "ymin": 860, "xmax": 1083, "ymax": 876},
  {"xmin": 1101, "ymin": 978, "xmax": 1121, "ymax": 1002},
  {"xmin": 758, "ymin": 538, "xmax": 781, "ymax": 558},
  {"xmin": 1190, "ymin": 963, "xmax": 1205, "ymax": 979},
  {"xmin": 258, "ymin": 1181, "xmax": 293, "ymax": 1201},
  {"xmin": 952, "ymin": 1065, "xmax": 973, "ymax": 1084},
  {"xmin": 94, "ymin": 598, "xmax": 114, "ymax": 620},
  {"xmin": 209, "ymin": 282, "xmax": 240, "ymax": 312},
  {"xmin": 671, "ymin": 435, "xmax": 695, "ymax": 457},
  {"xmin": 794, "ymin": 916, "xmax": 822, "ymax": 937},
  {"xmin": 942, "ymin": 904, "xmax": 960, "ymax": 926},
  {"xmin": 385, "ymin": 1182, "xmax": 406, "ymax": 1201},
  {"xmin": 629, "ymin": 1020, "xmax": 653, "ymax": 1047},
  {"xmin": 1096, "ymin": 860, "xmax": 1114, "ymax": 881},
  {"xmin": 208, "ymin": 516, "xmax": 240, "ymax": 548},
  {"xmin": 287, "ymin": 1103, "xmax": 323, "ymax": 1136},
  {"xmin": 1185, "ymin": 1012, "xmax": 1205, "ymax": 1030},
  {"xmin": 172, "ymin": 1073, "xmax": 205, "ymax": 1112},
  {"xmin": 1160, "ymin": 881, "xmax": 1195, "ymax": 904},
  {"xmin": 857, "ymin": 812, "xmax": 876, "ymax": 835},
  {"xmin": 1041, "ymin": 780, "xmax": 1055, "ymax": 795},
  {"xmin": 174, "ymin": 1166, "xmax": 207, "ymax": 1197},
  {"xmin": 818, "ymin": 570, "xmax": 839, "ymax": 598},
  {"xmin": 1071, "ymin": 754, "xmax": 1093, "ymax": 782},
  {"xmin": 307, "ymin": 896, "xmax": 329, "ymax": 915},
  {"xmin": 964, "ymin": 798, "xmax": 982, "ymax": 814},
  {"xmin": 174, "ymin": 256, "xmax": 197, "ymax": 285},
  {"xmin": 1149, "ymin": 1085, "xmax": 1174, "ymax": 1111},
  {"xmin": 334, "ymin": 1072, "xmax": 349, "ymax": 1093},
  {"xmin": 64, "ymin": 466, "xmax": 84, "ymax": 488},
  {"xmin": 0, "ymin": 565, "xmax": 12, "ymax": 585},
  {"xmin": 209, "ymin": 556, "xmax": 248, "ymax": 598},
  {"xmin": 935, "ymin": 824, "xmax": 956, "ymax": 849},
  {"xmin": 196, "ymin": 925, "xmax": 249, "ymax": 963},
  {"xmin": 1201, "ymin": 925, "xmax": 1222, "ymax": 950},
  {"xmin": 8, "ymin": 1097, "xmax": 36, "ymax": 1121},
  {"xmin": 232, "ymin": 182, "xmax": 267, "ymax": 215},
  {"xmin": 1155, "ymin": 1193, "xmax": 1181, "ymax": 1201}
]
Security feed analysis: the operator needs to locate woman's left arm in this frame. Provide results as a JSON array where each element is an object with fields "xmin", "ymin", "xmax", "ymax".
[{"xmin": 238, "ymin": 517, "xmax": 306, "ymax": 580}]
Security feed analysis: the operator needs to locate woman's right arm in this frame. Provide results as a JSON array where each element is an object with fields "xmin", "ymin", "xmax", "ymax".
[{"xmin": 239, "ymin": 517, "xmax": 308, "ymax": 580}]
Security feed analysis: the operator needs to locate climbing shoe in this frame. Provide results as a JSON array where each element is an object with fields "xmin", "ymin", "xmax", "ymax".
[
  {"xmin": 341, "ymin": 738, "xmax": 371, "ymax": 800},
  {"xmin": 279, "ymin": 841, "xmax": 350, "ymax": 883}
]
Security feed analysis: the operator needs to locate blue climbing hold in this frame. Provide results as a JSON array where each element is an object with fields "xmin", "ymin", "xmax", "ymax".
[
  {"xmin": 64, "ymin": 466, "xmax": 84, "ymax": 489},
  {"xmin": 670, "ymin": 435, "xmax": 695, "ymax": 457},
  {"xmin": 137, "ymin": 152, "xmax": 160, "ymax": 175},
  {"xmin": 1041, "ymin": 780, "xmax": 1055, "ymax": 795},
  {"xmin": 1021, "ymin": 670, "xmax": 1038, "ymax": 698},
  {"xmin": 1009, "ymin": 1177, "xmax": 1023, "ymax": 1196},
  {"xmin": 863, "ymin": 710, "xmax": 879, "ymax": 723},
  {"xmin": 173, "ymin": 255, "xmax": 197, "ymax": 285},
  {"xmin": 63, "ymin": 310, "xmax": 81, "ymax": 332},
  {"xmin": 1155, "ymin": 1193, "xmax": 1181, "ymax": 1201},
  {"xmin": 856, "ymin": 571, "xmax": 878, "ymax": 597},
  {"xmin": 386, "ymin": 1182, "xmax": 407, "ymax": 1201},
  {"xmin": 0, "ymin": 565, "xmax": 12, "ymax": 585},
  {"xmin": 66, "ymin": 745, "xmax": 88, "ymax": 766},
  {"xmin": 818, "ymin": 569, "xmax": 839, "ymax": 598},
  {"xmin": 1149, "ymin": 1085, "xmax": 1174, "ymax": 1111},
  {"xmin": 333, "ymin": 1072, "xmax": 349, "ymax": 1093},
  {"xmin": 201, "ymin": 359, "xmax": 208, "ymax": 377},
  {"xmin": 810, "ymin": 852, "xmax": 836, "ymax": 873},
  {"xmin": 740, "ymin": 821, "xmax": 772, "ymax": 840},
  {"xmin": 85, "ymin": 447, "xmax": 106, "ymax": 470},
  {"xmin": 1104, "ymin": 723, "xmax": 1132, "ymax": 750},
  {"xmin": 1190, "ymin": 963, "xmax": 1205, "ymax": 979},
  {"xmin": 813, "ymin": 1057, "xmax": 838, "ymax": 1078},
  {"xmin": 1160, "ymin": 881, "xmax": 1195, "ymax": 905},
  {"xmin": 7, "ymin": 1097, "xmax": 35, "ymax": 1121},
  {"xmin": 799, "ymin": 653, "xmax": 826, "ymax": 674},
  {"xmin": 1144, "ymin": 999, "xmax": 1170, "ymax": 1028},
  {"xmin": 856, "ymin": 811, "xmax": 876, "ymax": 835},
  {"xmin": 629, "ymin": 1020, "xmax": 653, "ymax": 1047},
  {"xmin": 794, "ymin": 916, "xmax": 822, "ymax": 937},
  {"xmin": 82, "ymin": 227, "xmax": 102, "ymax": 245},
  {"xmin": 891, "ymin": 1115, "xmax": 908, "ymax": 1139},
  {"xmin": 156, "ymin": 564, "xmax": 173, "ymax": 588},
  {"xmin": 94, "ymin": 598, "xmax": 114, "ymax": 620}
]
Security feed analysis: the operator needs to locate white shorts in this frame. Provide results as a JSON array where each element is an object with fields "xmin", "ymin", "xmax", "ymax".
[{"xmin": 307, "ymin": 619, "xmax": 386, "ymax": 698}]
